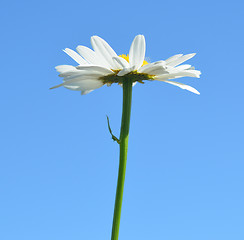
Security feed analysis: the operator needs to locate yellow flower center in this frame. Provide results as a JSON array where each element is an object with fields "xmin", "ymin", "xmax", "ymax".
[{"xmin": 119, "ymin": 54, "xmax": 148, "ymax": 66}]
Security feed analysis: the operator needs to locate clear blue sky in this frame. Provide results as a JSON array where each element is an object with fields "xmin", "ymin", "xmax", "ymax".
[{"xmin": 0, "ymin": 0, "xmax": 243, "ymax": 239}]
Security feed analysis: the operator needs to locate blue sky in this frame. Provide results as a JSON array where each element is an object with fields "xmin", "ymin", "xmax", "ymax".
[{"xmin": 0, "ymin": 0, "xmax": 244, "ymax": 239}]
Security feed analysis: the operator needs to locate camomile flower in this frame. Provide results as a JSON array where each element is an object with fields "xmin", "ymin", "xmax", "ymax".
[
  {"xmin": 52, "ymin": 34, "xmax": 202, "ymax": 240},
  {"xmin": 52, "ymin": 35, "xmax": 201, "ymax": 95}
]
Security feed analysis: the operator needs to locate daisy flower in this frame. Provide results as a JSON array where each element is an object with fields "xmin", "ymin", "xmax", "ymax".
[
  {"xmin": 52, "ymin": 35, "xmax": 201, "ymax": 95},
  {"xmin": 52, "ymin": 35, "xmax": 202, "ymax": 240}
]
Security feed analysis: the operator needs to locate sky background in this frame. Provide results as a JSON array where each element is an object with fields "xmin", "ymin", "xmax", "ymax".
[{"xmin": 0, "ymin": 0, "xmax": 244, "ymax": 239}]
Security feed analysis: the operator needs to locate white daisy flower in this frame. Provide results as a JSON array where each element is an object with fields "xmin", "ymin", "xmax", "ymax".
[{"xmin": 52, "ymin": 35, "xmax": 201, "ymax": 95}]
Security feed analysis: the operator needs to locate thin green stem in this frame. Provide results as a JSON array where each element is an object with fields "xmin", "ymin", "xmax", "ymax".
[{"xmin": 111, "ymin": 79, "xmax": 133, "ymax": 240}]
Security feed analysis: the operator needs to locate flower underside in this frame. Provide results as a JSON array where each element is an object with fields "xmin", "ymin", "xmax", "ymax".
[
  {"xmin": 100, "ymin": 71, "xmax": 155, "ymax": 85},
  {"xmin": 100, "ymin": 54, "xmax": 153, "ymax": 85}
]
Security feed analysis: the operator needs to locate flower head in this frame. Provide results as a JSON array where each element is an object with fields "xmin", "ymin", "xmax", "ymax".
[{"xmin": 52, "ymin": 35, "xmax": 201, "ymax": 95}]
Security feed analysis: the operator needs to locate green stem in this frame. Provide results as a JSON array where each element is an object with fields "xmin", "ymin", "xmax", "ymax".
[{"xmin": 111, "ymin": 79, "xmax": 133, "ymax": 240}]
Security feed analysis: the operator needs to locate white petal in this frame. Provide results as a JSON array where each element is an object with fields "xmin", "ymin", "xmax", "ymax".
[
  {"xmin": 117, "ymin": 66, "xmax": 136, "ymax": 76},
  {"xmin": 160, "ymin": 80, "xmax": 200, "ymax": 95},
  {"xmin": 59, "ymin": 70, "xmax": 82, "ymax": 77},
  {"xmin": 76, "ymin": 65, "xmax": 113, "ymax": 75},
  {"xmin": 81, "ymin": 90, "xmax": 94, "ymax": 95},
  {"xmin": 76, "ymin": 46, "xmax": 107, "ymax": 68},
  {"xmin": 167, "ymin": 53, "xmax": 196, "ymax": 67},
  {"xmin": 165, "ymin": 54, "xmax": 183, "ymax": 64},
  {"xmin": 145, "ymin": 67, "xmax": 168, "ymax": 76},
  {"xmin": 156, "ymin": 73, "xmax": 179, "ymax": 80},
  {"xmin": 62, "ymin": 71, "xmax": 103, "ymax": 82},
  {"xmin": 64, "ymin": 79, "xmax": 104, "ymax": 94},
  {"xmin": 138, "ymin": 61, "xmax": 168, "ymax": 75},
  {"xmin": 129, "ymin": 35, "xmax": 146, "ymax": 69},
  {"xmin": 64, "ymin": 85, "xmax": 81, "ymax": 90},
  {"xmin": 55, "ymin": 65, "xmax": 76, "ymax": 74},
  {"xmin": 91, "ymin": 36, "xmax": 120, "ymax": 69},
  {"xmin": 137, "ymin": 63, "xmax": 153, "ymax": 73},
  {"xmin": 51, "ymin": 74, "xmax": 103, "ymax": 89},
  {"xmin": 59, "ymin": 67, "xmax": 106, "ymax": 79},
  {"xmin": 138, "ymin": 61, "xmax": 165, "ymax": 73},
  {"xmin": 113, "ymin": 56, "xmax": 130, "ymax": 69},
  {"xmin": 186, "ymin": 70, "xmax": 201, "ymax": 78},
  {"xmin": 173, "ymin": 64, "xmax": 192, "ymax": 72},
  {"xmin": 63, "ymin": 48, "xmax": 87, "ymax": 65},
  {"xmin": 174, "ymin": 70, "xmax": 200, "ymax": 78},
  {"xmin": 156, "ymin": 70, "xmax": 201, "ymax": 80}
]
